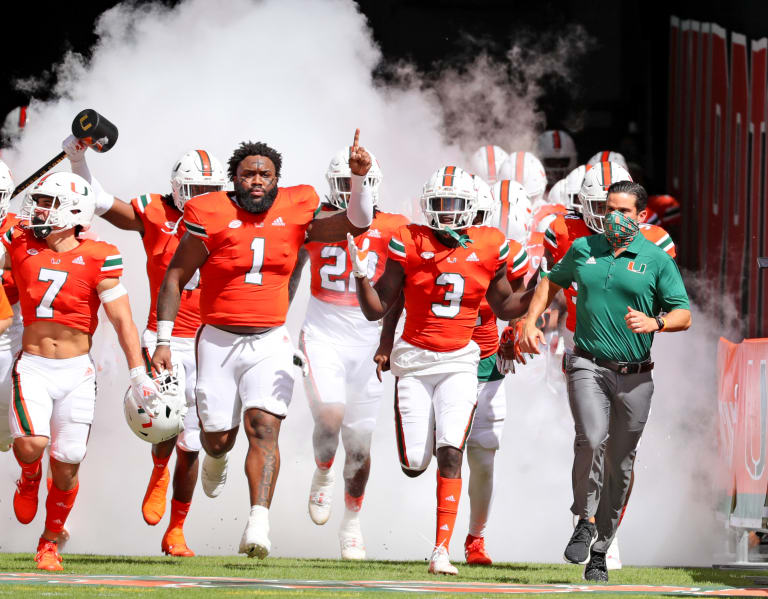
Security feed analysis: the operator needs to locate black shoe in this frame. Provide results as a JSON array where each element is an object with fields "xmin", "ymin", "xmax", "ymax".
[
  {"xmin": 564, "ymin": 519, "xmax": 596, "ymax": 564},
  {"xmin": 584, "ymin": 550, "xmax": 608, "ymax": 582}
]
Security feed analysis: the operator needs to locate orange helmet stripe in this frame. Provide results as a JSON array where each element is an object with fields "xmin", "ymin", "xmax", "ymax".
[
  {"xmin": 442, "ymin": 166, "xmax": 456, "ymax": 187},
  {"xmin": 18, "ymin": 106, "xmax": 27, "ymax": 128},
  {"xmin": 552, "ymin": 131, "xmax": 561, "ymax": 149},
  {"xmin": 601, "ymin": 161, "xmax": 612, "ymax": 187},
  {"xmin": 499, "ymin": 180, "xmax": 510, "ymax": 229},
  {"xmin": 196, "ymin": 150, "xmax": 212, "ymax": 177},
  {"xmin": 601, "ymin": 151, "xmax": 610, "ymax": 162},
  {"xmin": 485, "ymin": 145, "xmax": 496, "ymax": 181},
  {"xmin": 515, "ymin": 152, "xmax": 525, "ymax": 183}
]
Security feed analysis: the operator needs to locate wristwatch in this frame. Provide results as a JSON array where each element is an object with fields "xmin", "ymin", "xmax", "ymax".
[{"xmin": 654, "ymin": 316, "xmax": 666, "ymax": 332}]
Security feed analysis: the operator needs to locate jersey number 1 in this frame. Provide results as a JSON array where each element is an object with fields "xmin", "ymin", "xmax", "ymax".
[
  {"xmin": 37, "ymin": 268, "xmax": 68, "ymax": 318},
  {"xmin": 245, "ymin": 237, "xmax": 265, "ymax": 285}
]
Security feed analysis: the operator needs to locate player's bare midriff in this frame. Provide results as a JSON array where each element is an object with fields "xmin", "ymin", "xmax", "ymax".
[
  {"xmin": 22, "ymin": 321, "xmax": 91, "ymax": 359},
  {"xmin": 211, "ymin": 323, "xmax": 275, "ymax": 335}
]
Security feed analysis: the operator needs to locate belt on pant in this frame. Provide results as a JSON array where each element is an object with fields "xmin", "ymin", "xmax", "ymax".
[{"xmin": 573, "ymin": 346, "xmax": 654, "ymax": 374}]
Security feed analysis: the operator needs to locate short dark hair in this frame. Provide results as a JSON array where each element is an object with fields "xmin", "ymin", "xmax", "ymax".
[
  {"xmin": 607, "ymin": 180, "xmax": 647, "ymax": 212},
  {"xmin": 228, "ymin": 141, "xmax": 282, "ymax": 180}
]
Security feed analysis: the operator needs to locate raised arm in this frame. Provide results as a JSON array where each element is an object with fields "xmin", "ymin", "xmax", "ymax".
[
  {"xmin": 152, "ymin": 233, "xmax": 208, "ymax": 371},
  {"xmin": 354, "ymin": 257, "xmax": 405, "ymax": 322}
]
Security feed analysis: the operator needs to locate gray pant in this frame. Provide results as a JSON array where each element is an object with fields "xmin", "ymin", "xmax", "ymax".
[{"xmin": 565, "ymin": 352, "xmax": 654, "ymax": 553}]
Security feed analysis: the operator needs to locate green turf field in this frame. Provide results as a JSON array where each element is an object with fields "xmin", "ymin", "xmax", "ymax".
[{"xmin": 1, "ymin": 554, "xmax": 767, "ymax": 598}]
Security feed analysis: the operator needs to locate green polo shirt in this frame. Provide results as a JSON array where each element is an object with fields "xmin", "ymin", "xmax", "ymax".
[{"xmin": 547, "ymin": 233, "xmax": 689, "ymax": 362}]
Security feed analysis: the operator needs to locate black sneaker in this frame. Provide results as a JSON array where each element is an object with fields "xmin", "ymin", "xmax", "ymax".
[
  {"xmin": 563, "ymin": 519, "xmax": 596, "ymax": 564},
  {"xmin": 584, "ymin": 550, "xmax": 608, "ymax": 582}
]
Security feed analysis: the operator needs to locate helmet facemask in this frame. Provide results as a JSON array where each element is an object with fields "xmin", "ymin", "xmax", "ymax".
[{"xmin": 422, "ymin": 195, "xmax": 476, "ymax": 231}]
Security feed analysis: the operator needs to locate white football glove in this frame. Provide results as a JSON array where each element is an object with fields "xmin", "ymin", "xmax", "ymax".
[
  {"xmin": 496, "ymin": 352, "xmax": 516, "ymax": 375},
  {"xmin": 62, "ymin": 134, "xmax": 88, "ymax": 163},
  {"xmin": 129, "ymin": 367, "xmax": 162, "ymax": 418},
  {"xmin": 346, "ymin": 233, "xmax": 370, "ymax": 279},
  {"xmin": 292, "ymin": 348, "xmax": 309, "ymax": 377}
]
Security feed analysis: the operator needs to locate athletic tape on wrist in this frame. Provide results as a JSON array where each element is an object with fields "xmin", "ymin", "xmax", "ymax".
[
  {"xmin": 156, "ymin": 320, "xmax": 174, "ymax": 341},
  {"xmin": 129, "ymin": 366, "xmax": 146, "ymax": 382}
]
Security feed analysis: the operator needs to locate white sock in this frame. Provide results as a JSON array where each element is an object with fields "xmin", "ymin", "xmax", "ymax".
[
  {"xmin": 467, "ymin": 446, "xmax": 496, "ymax": 538},
  {"xmin": 249, "ymin": 505, "xmax": 269, "ymax": 530}
]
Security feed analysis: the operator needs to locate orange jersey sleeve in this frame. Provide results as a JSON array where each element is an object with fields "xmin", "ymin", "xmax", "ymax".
[
  {"xmin": 131, "ymin": 193, "xmax": 201, "ymax": 337},
  {"xmin": 306, "ymin": 210, "xmax": 409, "ymax": 306},
  {"xmin": 184, "ymin": 187, "xmax": 320, "ymax": 327},
  {"xmin": 0, "ymin": 284, "xmax": 12, "ymax": 320},
  {"xmin": 391, "ymin": 224, "xmax": 509, "ymax": 352},
  {"xmin": 6, "ymin": 228, "xmax": 122, "ymax": 335},
  {"xmin": 639, "ymin": 223, "xmax": 676, "ymax": 258}
]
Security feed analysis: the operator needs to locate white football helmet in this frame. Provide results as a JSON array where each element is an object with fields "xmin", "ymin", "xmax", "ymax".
[
  {"xmin": 471, "ymin": 175, "xmax": 499, "ymax": 227},
  {"xmin": 124, "ymin": 369, "xmax": 186, "ymax": 445},
  {"xmin": 421, "ymin": 166, "xmax": 477, "ymax": 231},
  {"xmin": 587, "ymin": 150, "xmax": 628, "ymax": 169},
  {"xmin": 579, "ymin": 161, "xmax": 633, "ymax": 233},
  {"xmin": 0, "ymin": 160, "xmax": 14, "ymax": 223},
  {"xmin": 20, "ymin": 172, "xmax": 95, "ymax": 238},
  {"xmin": 491, "ymin": 179, "xmax": 532, "ymax": 244},
  {"xmin": 325, "ymin": 147, "xmax": 383, "ymax": 210},
  {"xmin": 2, "ymin": 105, "xmax": 29, "ymax": 144},
  {"xmin": 497, "ymin": 151, "xmax": 547, "ymax": 207},
  {"xmin": 536, "ymin": 130, "xmax": 577, "ymax": 186},
  {"xmin": 469, "ymin": 145, "xmax": 509, "ymax": 185},
  {"xmin": 170, "ymin": 150, "xmax": 228, "ymax": 212},
  {"xmin": 564, "ymin": 164, "xmax": 588, "ymax": 212},
  {"xmin": 547, "ymin": 178, "xmax": 568, "ymax": 207}
]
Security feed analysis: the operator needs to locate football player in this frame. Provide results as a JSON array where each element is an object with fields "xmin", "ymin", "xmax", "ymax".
[
  {"xmin": 4, "ymin": 172, "xmax": 160, "ymax": 571},
  {"xmin": 63, "ymin": 139, "xmax": 227, "ymax": 556},
  {"xmin": 0, "ymin": 160, "xmax": 23, "ymax": 453},
  {"xmin": 536, "ymin": 130, "xmax": 578, "ymax": 189},
  {"xmin": 586, "ymin": 150, "xmax": 627, "ymax": 169},
  {"xmin": 293, "ymin": 147, "xmax": 407, "ymax": 560},
  {"xmin": 152, "ymin": 130, "xmax": 375, "ymax": 559},
  {"xmin": 497, "ymin": 151, "xmax": 547, "ymax": 209},
  {"xmin": 349, "ymin": 166, "xmax": 531, "ymax": 575}
]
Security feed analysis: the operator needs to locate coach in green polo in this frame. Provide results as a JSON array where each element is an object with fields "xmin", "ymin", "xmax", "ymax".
[{"xmin": 519, "ymin": 180, "xmax": 691, "ymax": 582}]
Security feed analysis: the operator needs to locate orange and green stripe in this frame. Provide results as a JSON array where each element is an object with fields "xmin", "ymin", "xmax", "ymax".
[{"xmin": 12, "ymin": 356, "xmax": 33, "ymax": 436}]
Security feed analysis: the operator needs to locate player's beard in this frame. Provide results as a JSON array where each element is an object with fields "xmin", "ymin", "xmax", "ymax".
[{"xmin": 234, "ymin": 182, "xmax": 279, "ymax": 214}]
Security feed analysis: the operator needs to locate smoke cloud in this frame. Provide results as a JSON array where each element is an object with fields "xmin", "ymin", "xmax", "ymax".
[{"xmin": 0, "ymin": 0, "xmax": 719, "ymax": 568}]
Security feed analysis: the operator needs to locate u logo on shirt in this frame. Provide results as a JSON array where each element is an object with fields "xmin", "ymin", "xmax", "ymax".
[{"xmin": 627, "ymin": 261, "xmax": 646, "ymax": 274}]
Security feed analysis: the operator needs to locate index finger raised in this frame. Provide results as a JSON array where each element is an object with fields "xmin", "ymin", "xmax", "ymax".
[{"xmin": 351, "ymin": 128, "xmax": 360, "ymax": 152}]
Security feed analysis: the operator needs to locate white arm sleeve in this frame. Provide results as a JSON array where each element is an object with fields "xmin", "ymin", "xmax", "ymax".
[
  {"xmin": 346, "ymin": 173, "xmax": 374, "ymax": 228},
  {"xmin": 69, "ymin": 156, "xmax": 92, "ymax": 185}
]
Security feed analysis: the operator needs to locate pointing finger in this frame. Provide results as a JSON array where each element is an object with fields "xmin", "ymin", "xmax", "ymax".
[{"xmin": 352, "ymin": 128, "xmax": 360, "ymax": 152}]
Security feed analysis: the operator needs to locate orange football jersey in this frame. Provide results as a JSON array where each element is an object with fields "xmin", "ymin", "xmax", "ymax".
[
  {"xmin": 646, "ymin": 194, "xmax": 681, "ymax": 227},
  {"xmin": 131, "ymin": 194, "xmax": 201, "ymax": 337},
  {"xmin": 305, "ymin": 209, "xmax": 408, "ymax": 307},
  {"xmin": 544, "ymin": 213, "xmax": 676, "ymax": 332},
  {"xmin": 471, "ymin": 238, "xmax": 528, "ymax": 358},
  {"xmin": 389, "ymin": 224, "xmax": 509, "ymax": 353},
  {"xmin": 3, "ymin": 226, "xmax": 123, "ymax": 335},
  {"xmin": 184, "ymin": 187, "xmax": 320, "ymax": 327},
  {"xmin": 0, "ymin": 214, "xmax": 20, "ymax": 305}
]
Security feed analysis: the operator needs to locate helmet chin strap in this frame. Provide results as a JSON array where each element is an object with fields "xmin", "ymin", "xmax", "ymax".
[{"xmin": 444, "ymin": 227, "xmax": 473, "ymax": 248}]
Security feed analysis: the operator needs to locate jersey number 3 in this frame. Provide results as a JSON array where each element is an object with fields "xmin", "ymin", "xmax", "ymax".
[
  {"xmin": 431, "ymin": 272, "xmax": 465, "ymax": 318},
  {"xmin": 37, "ymin": 268, "xmax": 68, "ymax": 318}
]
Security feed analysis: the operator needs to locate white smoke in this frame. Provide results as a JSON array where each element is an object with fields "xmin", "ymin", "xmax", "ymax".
[{"xmin": 0, "ymin": 0, "xmax": 720, "ymax": 569}]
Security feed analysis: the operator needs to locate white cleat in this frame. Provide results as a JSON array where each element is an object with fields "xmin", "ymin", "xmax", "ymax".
[
  {"xmin": 428, "ymin": 546, "xmax": 458, "ymax": 575},
  {"xmin": 238, "ymin": 510, "xmax": 271, "ymax": 559},
  {"xmin": 308, "ymin": 467, "xmax": 335, "ymax": 525},
  {"xmin": 339, "ymin": 517, "xmax": 366, "ymax": 560},
  {"xmin": 201, "ymin": 453, "xmax": 228, "ymax": 498},
  {"xmin": 606, "ymin": 535, "xmax": 622, "ymax": 570}
]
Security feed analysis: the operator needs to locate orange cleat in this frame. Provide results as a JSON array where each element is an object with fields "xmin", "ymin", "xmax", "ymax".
[
  {"xmin": 142, "ymin": 465, "xmax": 170, "ymax": 525},
  {"xmin": 162, "ymin": 526, "xmax": 195, "ymax": 557},
  {"xmin": 14, "ymin": 474, "xmax": 42, "ymax": 524},
  {"xmin": 464, "ymin": 534, "xmax": 492, "ymax": 565},
  {"xmin": 35, "ymin": 537, "xmax": 63, "ymax": 571}
]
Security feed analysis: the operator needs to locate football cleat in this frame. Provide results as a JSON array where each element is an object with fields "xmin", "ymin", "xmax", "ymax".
[
  {"xmin": 308, "ymin": 467, "xmax": 335, "ymax": 525},
  {"xmin": 584, "ymin": 550, "xmax": 609, "ymax": 582},
  {"xmin": 238, "ymin": 512, "xmax": 271, "ymax": 559},
  {"xmin": 201, "ymin": 453, "xmax": 228, "ymax": 498},
  {"xmin": 428, "ymin": 545, "xmax": 458, "ymax": 575},
  {"xmin": 464, "ymin": 534, "xmax": 492, "ymax": 565},
  {"xmin": 14, "ymin": 474, "xmax": 42, "ymax": 524},
  {"xmin": 35, "ymin": 537, "xmax": 63, "ymax": 571},
  {"xmin": 162, "ymin": 527, "xmax": 195, "ymax": 557},
  {"xmin": 142, "ymin": 463, "xmax": 170, "ymax": 525},
  {"xmin": 339, "ymin": 517, "xmax": 366, "ymax": 560},
  {"xmin": 606, "ymin": 535, "xmax": 622, "ymax": 570}
]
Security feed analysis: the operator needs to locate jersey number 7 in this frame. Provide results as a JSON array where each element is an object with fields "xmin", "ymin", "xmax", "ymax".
[{"xmin": 37, "ymin": 268, "xmax": 68, "ymax": 318}]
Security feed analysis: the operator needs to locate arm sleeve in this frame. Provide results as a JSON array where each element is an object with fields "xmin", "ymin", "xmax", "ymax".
[
  {"xmin": 97, "ymin": 244, "xmax": 124, "ymax": 282},
  {"xmin": 547, "ymin": 244, "xmax": 577, "ymax": 289},
  {"xmin": 387, "ymin": 227, "xmax": 408, "ymax": 264},
  {"xmin": 656, "ymin": 257, "xmax": 690, "ymax": 311},
  {"xmin": 506, "ymin": 240, "xmax": 529, "ymax": 280},
  {"xmin": 346, "ymin": 173, "xmax": 374, "ymax": 228},
  {"xmin": 130, "ymin": 195, "xmax": 153, "ymax": 221}
]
